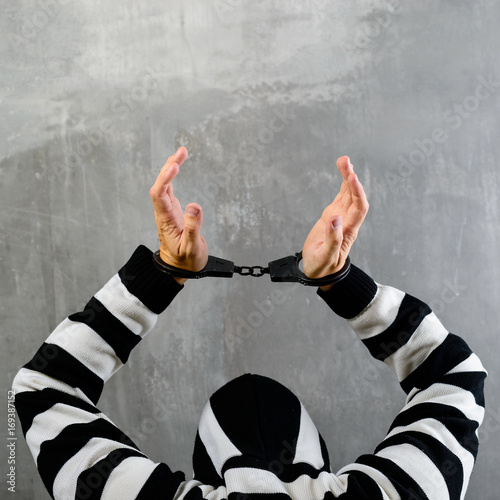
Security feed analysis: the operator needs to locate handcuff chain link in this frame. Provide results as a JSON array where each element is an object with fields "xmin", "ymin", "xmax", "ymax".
[{"xmin": 234, "ymin": 265, "xmax": 270, "ymax": 277}]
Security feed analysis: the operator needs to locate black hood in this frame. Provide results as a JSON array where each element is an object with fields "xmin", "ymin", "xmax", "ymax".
[{"xmin": 192, "ymin": 373, "xmax": 331, "ymax": 488}]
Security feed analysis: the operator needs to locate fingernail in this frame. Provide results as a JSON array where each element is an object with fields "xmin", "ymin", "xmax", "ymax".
[
  {"xmin": 187, "ymin": 207, "xmax": 199, "ymax": 217},
  {"xmin": 332, "ymin": 216, "xmax": 342, "ymax": 229}
]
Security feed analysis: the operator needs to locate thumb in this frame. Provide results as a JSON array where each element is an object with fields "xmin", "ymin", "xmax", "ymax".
[
  {"xmin": 325, "ymin": 215, "xmax": 343, "ymax": 257},
  {"xmin": 184, "ymin": 203, "xmax": 203, "ymax": 230},
  {"xmin": 182, "ymin": 203, "xmax": 203, "ymax": 246}
]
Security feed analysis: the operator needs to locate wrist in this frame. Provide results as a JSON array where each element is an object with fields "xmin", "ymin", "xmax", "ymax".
[
  {"xmin": 158, "ymin": 250, "xmax": 189, "ymax": 285},
  {"xmin": 316, "ymin": 263, "xmax": 378, "ymax": 319},
  {"xmin": 319, "ymin": 283, "xmax": 335, "ymax": 293},
  {"xmin": 172, "ymin": 276, "xmax": 188, "ymax": 285}
]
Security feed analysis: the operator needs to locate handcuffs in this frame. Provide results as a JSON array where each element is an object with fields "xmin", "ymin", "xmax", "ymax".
[{"xmin": 153, "ymin": 250, "xmax": 351, "ymax": 287}]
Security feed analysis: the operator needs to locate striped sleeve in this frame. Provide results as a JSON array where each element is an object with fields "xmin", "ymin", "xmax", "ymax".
[
  {"xmin": 12, "ymin": 245, "xmax": 186, "ymax": 500},
  {"xmin": 317, "ymin": 265, "xmax": 487, "ymax": 500}
]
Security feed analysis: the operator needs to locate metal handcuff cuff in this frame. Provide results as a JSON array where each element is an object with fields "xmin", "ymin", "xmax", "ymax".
[{"xmin": 153, "ymin": 250, "xmax": 351, "ymax": 287}]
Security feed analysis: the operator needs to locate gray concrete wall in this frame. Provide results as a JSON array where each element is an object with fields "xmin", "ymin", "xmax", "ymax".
[{"xmin": 1, "ymin": 1, "xmax": 499, "ymax": 498}]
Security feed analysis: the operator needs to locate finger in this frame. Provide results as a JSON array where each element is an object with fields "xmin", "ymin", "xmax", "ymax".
[
  {"xmin": 150, "ymin": 164, "xmax": 185, "ymax": 238},
  {"xmin": 329, "ymin": 156, "xmax": 353, "ymax": 206},
  {"xmin": 343, "ymin": 173, "xmax": 369, "ymax": 239},
  {"xmin": 163, "ymin": 147, "xmax": 188, "ymax": 171},
  {"xmin": 180, "ymin": 203, "xmax": 204, "ymax": 256},
  {"xmin": 151, "ymin": 147, "xmax": 188, "ymax": 201},
  {"xmin": 150, "ymin": 162, "xmax": 180, "ymax": 211},
  {"xmin": 347, "ymin": 172, "xmax": 369, "ymax": 214},
  {"xmin": 336, "ymin": 156, "xmax": 354, "ymax": 181},
  {"xmin": 152, "ymin": 147, "xmax": 188, "ymax": 206}
]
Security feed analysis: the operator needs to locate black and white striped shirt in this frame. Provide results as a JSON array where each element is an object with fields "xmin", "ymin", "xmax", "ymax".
[{"xmin": 12, "ymin": 245, "xmax": 487, "ymax": 500}]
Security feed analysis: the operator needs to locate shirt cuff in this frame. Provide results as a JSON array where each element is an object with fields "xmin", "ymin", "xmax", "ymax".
[
  {"xmin": 316, "ymin": 264, "xmax": 378, "ymax": 319},
  {"xmin": 118, "ymin": 245, "xmax": 185, "ymax": 315}
]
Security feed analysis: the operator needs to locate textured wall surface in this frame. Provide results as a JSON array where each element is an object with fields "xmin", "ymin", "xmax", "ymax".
[{"xmin": 1, "ymin": 1, "xmax": 499, "ymax": 498}]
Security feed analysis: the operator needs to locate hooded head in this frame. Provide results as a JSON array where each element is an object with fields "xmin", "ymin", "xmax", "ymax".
[{"xmin": 192, "ymin": 373, "xmax": 331, "ymax": 491}]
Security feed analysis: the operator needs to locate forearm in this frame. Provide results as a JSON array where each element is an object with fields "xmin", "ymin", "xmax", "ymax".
[
  {"xmin": 317, "ymin": 264, "xmax": 487, "ymax": 498},
  {"xmin": 12, "ymin": 245, "xmax": 186, "ymax": 499},
  {"xmin": 172, "ymin": 276, "xmax": 188, "ymax": 285},
  {"xmin": 318, "ymin": 266, "xmax": 486, "ymax": 397},
  {"xmin": 13, "ymin": 245, "xmax": 184, "ymax": 402}
]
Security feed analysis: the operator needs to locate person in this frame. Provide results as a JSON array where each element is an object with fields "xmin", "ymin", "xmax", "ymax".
[{"xmin": 12, "ymin": 147, "xmax": 486, "ymax": 500}]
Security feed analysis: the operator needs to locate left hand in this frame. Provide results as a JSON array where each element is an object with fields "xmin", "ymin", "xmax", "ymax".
[{"xmin": 149, "ymin": 147, "xmax": 209, "ymax": 284}]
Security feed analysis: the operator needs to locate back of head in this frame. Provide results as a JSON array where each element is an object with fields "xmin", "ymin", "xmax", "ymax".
[{"xmin": 192, "ymin": 373, "xmax": 331, "ymax": 494}]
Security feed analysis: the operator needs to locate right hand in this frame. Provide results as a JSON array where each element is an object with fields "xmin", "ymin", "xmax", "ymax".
[{"xmin": 301, "ymin": 156, "xmax": 369, "ymax": 290}]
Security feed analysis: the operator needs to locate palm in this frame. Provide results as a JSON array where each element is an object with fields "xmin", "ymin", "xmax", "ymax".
[
  {"xmin": 155, "ymin": 189, "xmax": 184, "ymax": 243},
  {"xmin": 150, "ymin": 148, "xmax": 208, "ymax": 272},
  {"xmin": 302, "ymin": 156, "xmax": 368, "ymax": 278},
  {"xmin": 154, "ymin": 195, "xmax": 206, "ymax": 265}
]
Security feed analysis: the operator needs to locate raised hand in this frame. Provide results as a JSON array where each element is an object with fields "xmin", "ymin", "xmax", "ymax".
[
  {"xmin": 301, "ymin": 156, "xmax": 369, "ymax": 288},
  {"xmin": 149, "ymin": 148, "xmax": 208, "ymax": 284}
]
